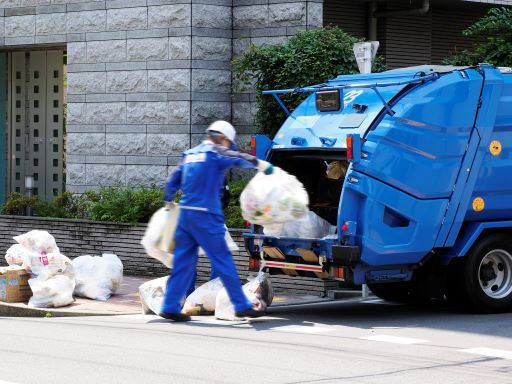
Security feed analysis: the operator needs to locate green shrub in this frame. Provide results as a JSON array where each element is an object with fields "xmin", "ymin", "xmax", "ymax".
[
  {"xmin": 88, "ymin": 186, "xmax": 163, "ymax": 224},
  {"xmin": 224, "ymin": 180, "xmax": 248, "ymax": 229},
  {"xmin": 233, "ymin": 27, "xmax": 385, "ymax": 137},
  {"xmin": 34, "ymin": 191, "xmax": 92, "ymax": 219},
  {"xmin": 444, "ymin": 7, "xmax": 512, "ymax": 66},
  {"xmin": 1, "ymin": 192, "xmax": 37, "ymax": 215}
]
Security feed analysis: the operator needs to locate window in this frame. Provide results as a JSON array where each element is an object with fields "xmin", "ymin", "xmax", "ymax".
[
  {"xmin": 34, "ymin": 144, "xmax": 38, "ymax": 152},
  {"xmin": 15, "ymin": 71, "xmax": 21, "ymax": 80},
  {"xmin": 53, "ymin": 159, "xmax": 58, "ymax": 167},
  {"xmin": 53, "ymin": 144, "xmax": 58, "ymax": 152},
  {"xmin": 34, "ymin": 115, "xmax": 39, "ymax": 123},
  {"xmin": 53, "ymin": 85, "xmax": 58, "ymax": 93},
  {"xmin": 34, "ymin": 129, "xmax": 39, "ymax": 137},
  {"xmin": 53, "ymin": 70, "xmax": 59, "ymax": 79},
  {"xmin": 34, "ymin": 85, "xmax": 39, "ymax": 94},
  {"xmin": 53, "ymin": 174, "xmax": 58, "ymax": 182},
  {"xmin": 34, "ymin": 71, "xmax": 39, "ymax": 79},
  {"xmin": 53, "ymin": 115, "xmax": 58, "ymax": 123},
  {"xmin": 34, "ymin": 100, "xmax": 39, "ymax": 108},
  {"xmin": 33, "ymin": 158, "xmax": 38, "ymax": 166},
  {"xmin": 53, "ymin": 100, "xmax": 58, "ymax": 108}
]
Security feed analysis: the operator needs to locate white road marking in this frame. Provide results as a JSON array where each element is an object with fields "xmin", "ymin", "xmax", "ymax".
[
  {"xmin": 361, "ymin": 334, "xmax": 428, "ymax": 345},
  {"xmin": 270, "ymin": 325, "xmax": 334, "ymax": 334},
  {"xmin": 459, "ymin": 347, "xmax": 512, "ymax": 360}
]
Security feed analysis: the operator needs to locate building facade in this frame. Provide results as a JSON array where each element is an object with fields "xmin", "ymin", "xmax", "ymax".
[{"xmin": 0, "ymin": 0, "xmax": 509, "ymax": 199}]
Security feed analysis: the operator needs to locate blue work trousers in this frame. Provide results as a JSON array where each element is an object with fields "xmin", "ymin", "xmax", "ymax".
[{"xmin": 162, "ymin": 209, "xmax": 252, "ymax": 314}]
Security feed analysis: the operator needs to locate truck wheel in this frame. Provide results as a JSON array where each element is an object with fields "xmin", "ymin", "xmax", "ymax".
[
  {"xmin": 459, "ymin": 234, "xmax": 512, "ymax": 313},
  {"xmin": 367, "ymin": 282, "xmax": 415, "ymax": 303}
]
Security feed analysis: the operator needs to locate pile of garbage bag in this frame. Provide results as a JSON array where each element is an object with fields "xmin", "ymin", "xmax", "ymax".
[
  {"xmin": 138, "ymin": 272, "xmax": 273, "ymax": 320},
  {"xmin": 263, "ymin": 210, "xmax": 337, "ymax": 239},
  {"xmin": 4, "ymin": 230, "xmax": 123, "ymax": 308},
  {"xmin": 240, "ymin": 167, "xmax": 309, "ymax": 226}
]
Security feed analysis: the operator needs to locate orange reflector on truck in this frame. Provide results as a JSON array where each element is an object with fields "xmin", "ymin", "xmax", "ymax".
[
  {"xmin": 249, "ymin": 258, "xmax": 260, "ymax": 271},
  {"xmin": 346, "ymin": 135, "xmax": 353, "ymax": 161},
  {"xmin": 333, "ymin": 266, "xmax": 346, "ymax": 280}
]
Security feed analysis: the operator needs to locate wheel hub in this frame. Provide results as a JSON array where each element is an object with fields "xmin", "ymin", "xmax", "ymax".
[{"xmin": 478, "ymin": 250, "xmax": 512, "ymax": 299}]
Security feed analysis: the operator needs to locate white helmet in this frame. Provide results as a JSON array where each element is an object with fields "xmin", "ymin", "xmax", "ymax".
[{"xmin": 206, "ymin": 120, "xmax": 236, "ymax": 143}]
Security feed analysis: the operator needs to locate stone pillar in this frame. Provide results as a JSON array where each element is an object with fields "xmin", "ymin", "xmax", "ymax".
[
  {"xmin": 232, "ymin": 0, "xmax": 323, "ymax": 140},
  {"xmin": 190, "ymin": 0, "xmax": 232, "ymax": 147},
  {"xmin": 64, "ymin": 3, "xmax": 193, "ymax": 193}
]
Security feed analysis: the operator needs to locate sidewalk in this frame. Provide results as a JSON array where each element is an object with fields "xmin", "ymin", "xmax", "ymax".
[{"xmin": 0, "ymin": 276, "xmax": 362, "ymax": 317}]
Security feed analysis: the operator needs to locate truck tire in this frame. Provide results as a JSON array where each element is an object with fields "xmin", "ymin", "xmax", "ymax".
[
  {"xmin": 367, "ymin": 282, "xmax": 415, "ymax": 303},
  {"xmin": 456, "ymin": 234, "xmax": 512, "ymax": 313}
]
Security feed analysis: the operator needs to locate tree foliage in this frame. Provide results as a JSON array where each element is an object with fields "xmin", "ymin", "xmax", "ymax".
[
  {"xmin": 233, "ymin": 27, "xmax": 385, "ymax": 137},
  {"xmin": 444, "ymin": 7, "xmax": 512, "ymax": 66}
]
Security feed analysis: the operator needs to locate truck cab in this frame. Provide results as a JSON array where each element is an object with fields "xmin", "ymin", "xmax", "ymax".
[{"xmin": 244, "ymin": 65, "xmax": 512, "ymax": 313}]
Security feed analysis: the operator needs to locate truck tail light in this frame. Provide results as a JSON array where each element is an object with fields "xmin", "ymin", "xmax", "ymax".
[
  {"xmin": 245, "ymin": 221, "xmax": 251, "ymax": 227},
  {"xmin": 249, "ymin": 258, "xmax": 260, "ymax": 271},
  {"xmin": 333, "ymin": 266, "xmax": 345, "ymax": 280},
  {"xmin": 346, "ymin": 135, "xmax": 353, "ymax": 161},
  {"xmin": 250, "ymin": 136, "xmax": 256, "ymax": 156}
]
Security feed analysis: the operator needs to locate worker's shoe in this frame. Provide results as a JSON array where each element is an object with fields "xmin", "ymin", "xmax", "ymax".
[
  {"xmin": 235, "ymin": 309, "xmax": 265, "ymax": 319},
  {"xmin": 159, "ymin": 312, "xmax": 191, "ymax": 322}
]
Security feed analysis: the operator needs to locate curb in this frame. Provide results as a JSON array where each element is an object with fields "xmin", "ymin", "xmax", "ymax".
[{"xmin": 0, "ymin": 302, "xmax": 141, "ymax": 318}]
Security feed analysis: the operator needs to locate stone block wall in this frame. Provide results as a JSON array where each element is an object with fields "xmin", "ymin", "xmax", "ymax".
[
  {"xmin": 0, "ymin": 215, "xmax": 339, "ymax": 295},
  {"xmin": 0, "ymin": 0, "xmax": 324, "ymax": 193}
]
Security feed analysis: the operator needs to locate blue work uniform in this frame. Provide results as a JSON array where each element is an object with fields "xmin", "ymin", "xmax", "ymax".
[{"xmin": 162, "ymin": 141, "xmax": 259, "ymax": 314}]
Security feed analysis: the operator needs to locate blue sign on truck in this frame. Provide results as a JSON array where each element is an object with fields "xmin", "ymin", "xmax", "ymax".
[{"xmin": 244, "ymin": 64, "xmax": 512, "ymax": 313}]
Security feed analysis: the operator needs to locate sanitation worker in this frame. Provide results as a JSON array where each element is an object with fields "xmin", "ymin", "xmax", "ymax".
[{"xmin": 161, "ymin": 120, "xmax": 274, "ymax": 321}]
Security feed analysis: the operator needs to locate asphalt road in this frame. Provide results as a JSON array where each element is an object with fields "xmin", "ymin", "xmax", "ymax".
[{"xmin": 1, "ymin": 298, "xmax": 511, "ymax": 384}]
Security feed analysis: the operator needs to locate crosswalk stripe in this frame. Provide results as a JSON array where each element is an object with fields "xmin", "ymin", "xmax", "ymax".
[
  {"xmin": 270, "ymin": 325, "xmax": 334, "ymax": 334},
  {"xmin": 458, "ymin": 347, "xmax": 512, "ymax": 360},
  {"xmin": 360, "ymin": 334, "xmax": 428, "ymax": 344}
]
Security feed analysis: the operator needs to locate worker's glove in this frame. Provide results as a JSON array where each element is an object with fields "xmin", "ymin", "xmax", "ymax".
[{"xmin": 257, "ymin": 160, "xmax": 274, "ymax": 175}]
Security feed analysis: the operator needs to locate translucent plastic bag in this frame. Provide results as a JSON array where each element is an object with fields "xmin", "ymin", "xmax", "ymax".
[
  {"xmin": 240, "ymin": 167, "xmax": 308, "ymax": 226},
  {"xmin": 14, "ymin": 230, "xmax": 59, "ymax": 254},
  {"xmin": 139, "ymin": 276, "xmax": 168, "ymax": 315},
  {"xmin": 215, "ymin": 272, "xmax": 273, "ymax": 321},
  {"xmin": 141, "ymin": 205, "xmax": 179, "ymax": 268},
  {"xmin": 72, "ymin": 253, "xmax": 123, "ymax": 301},
  {"xmin": 5, "ymin": 244, "xmax": 28, "ymax": 266},
  {"xmin": 182, "ymin": 278, "xmax": 224, "ymax": 315},
  {"xmin": 28, "ymin": 274, "xmax": 75, "ymax": 308},
  {"xmin": 264, "ymin": 211, "xmax": 336, "ymax": 239}
]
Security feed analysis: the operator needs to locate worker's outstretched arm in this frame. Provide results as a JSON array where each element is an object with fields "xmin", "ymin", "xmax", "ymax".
[
  {"xmin": 164, "ymin": 164, "xmax": 183, "ymax": 202},
  {"xmin": 213, "ymin": 145, "xmax": 273, "ymax": 174}
]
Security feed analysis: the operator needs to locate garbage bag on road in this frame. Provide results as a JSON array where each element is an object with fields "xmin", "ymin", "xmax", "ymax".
[
  {"xmin": 72, "ymin": 253, "xmax": 123, "ymax": 301},
  {"xmin": 139, "ymin": 276, "xmax": 168, "ymax": 315},
  {"xmin": 182, "ymin": 278, "xmax": 224, "ymax": 316},
  {"xmin": 28, "ymin": 274, "xmax": 75, "ymax": 308},
  {"xmin": 215, "ymin": 272, "xmax": 273, "ymax": 321},
  {"xmin": 240, "ymin": 167, "xmax": 308, "ymax": 226},
  {"xmin": 141, "ymin": 205, "xmax": 179, "ymax": 268},
  {"xmin": 263, "ymin": 210, "xmax": 336, "ymax": 239}
]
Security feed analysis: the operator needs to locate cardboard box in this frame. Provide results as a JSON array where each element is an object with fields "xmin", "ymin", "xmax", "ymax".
[{"xmin": 0, "ymin": 266, "xmax": 31, "ymax": 303}]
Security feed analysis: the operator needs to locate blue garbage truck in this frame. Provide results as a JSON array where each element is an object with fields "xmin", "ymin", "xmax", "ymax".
[{"xmin": 244, "ymin": 64, "xmax": 512, "ymax": 313}]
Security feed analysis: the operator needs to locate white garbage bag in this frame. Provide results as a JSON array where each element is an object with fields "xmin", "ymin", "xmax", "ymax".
[
  {"xmin": 22, "ymin": 250, "xmax": 74, "ymax": 278},
  {"xmin": 263, "ymin": 211, "xmax": 336, "ymax": 239},
  {"xmin": 141, "ymin": 205, "xmax": 179, "ymax": 268},
  {"xmin": 28, "ymin": 274, "xmax": 75, "ymax": 308},
  {"xmin": 13, "ymin": 230, "xmax": 59, "ymax": 254},
  {"xmin": 5, "ymin": 244, "xmax": 28, "ymax": 266},
  {"xmin": 215, "ymin": 272, "xmax": 274, "ymax": 321},
  {"xmin": 139, "ymin": 276, "xmax": 168, "ymax": 315},
  {"xmin": 182, "ymin": 278, "xmax": 224, "ymax": 316},
  {"xmin": 240, "ymin": 167, "xmax": 309, "ymax": 226},
  {"xmin": 72, "ymin": 253, "xmax": 123, "ymax": 301}
]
